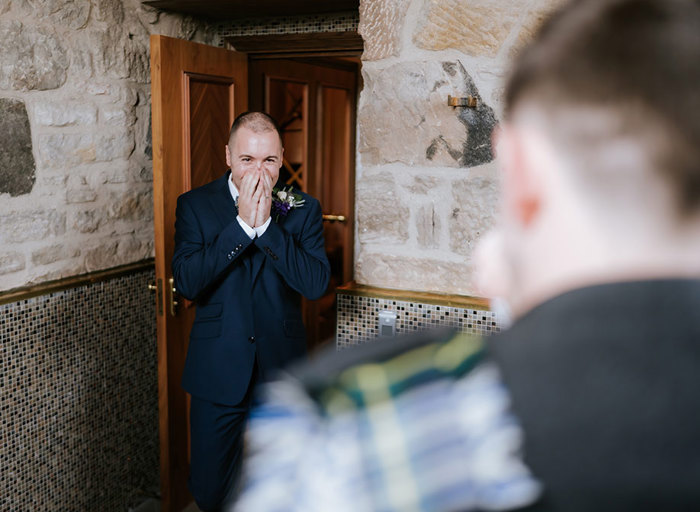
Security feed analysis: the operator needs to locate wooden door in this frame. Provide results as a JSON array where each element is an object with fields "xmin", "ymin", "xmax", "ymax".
[
  {"xmin": 249, "ymin": 58, "xmax": 357, "ymax": 350},
  {"xmin": 150, "ymin": 35, "xmax": 247, "ymax": 512}
]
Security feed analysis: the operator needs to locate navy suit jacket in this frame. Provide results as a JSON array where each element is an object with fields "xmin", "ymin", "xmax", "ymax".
[{"xmin": 172, "ymin": 171, "xmax": 330, "ymax": 406}]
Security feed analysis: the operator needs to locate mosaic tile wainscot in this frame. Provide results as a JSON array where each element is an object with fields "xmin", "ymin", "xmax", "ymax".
[
  {"xmin": 336, "ymin": 287, "xmax": 505, "ymax": 349},
  {"xmin": 0, "ymin": 268, "xmax": 158, "ymax": 511}
]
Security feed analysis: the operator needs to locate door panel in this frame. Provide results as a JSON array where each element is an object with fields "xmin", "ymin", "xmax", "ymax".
[
  {"xmin": 186, "ymin": 74, "xmax": 235, "ymax": 189},
  {"xmin": 249, "ymin": 58, "xmax": 357, "ymax": 350},
  {"xmin": 150, "ymin": 35, "xmax": 247, "ymax": 512}
]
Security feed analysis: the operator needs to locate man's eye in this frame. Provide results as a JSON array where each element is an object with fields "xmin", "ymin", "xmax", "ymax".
[{"xmin": 241, "ymin": 158, "xmax": 251, "ymax": 162}]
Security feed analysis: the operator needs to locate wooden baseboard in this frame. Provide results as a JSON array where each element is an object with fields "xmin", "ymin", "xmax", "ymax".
[{"xmin": 0, "ymin": 259, "xmax": 155, "ymax": 306}]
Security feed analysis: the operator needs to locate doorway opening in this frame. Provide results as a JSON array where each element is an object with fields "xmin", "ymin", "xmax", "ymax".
[{"xmin": 233, "ymin": 39, "xmax": 362, "ymax": 351}]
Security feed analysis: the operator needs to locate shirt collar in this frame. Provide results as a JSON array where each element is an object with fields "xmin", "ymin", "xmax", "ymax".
[{"xmin": 228, "ymin": 175, "xmax": 239, "ymax": 203}]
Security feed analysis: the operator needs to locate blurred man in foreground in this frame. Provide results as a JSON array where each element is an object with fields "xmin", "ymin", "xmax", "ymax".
[
  {"xmin": 482, "ymin": 0, "xmax": 700, "ymax": 508},
  {"xmin": 230, "ymin": 0, "xmax": 700, "ymax": 510}
]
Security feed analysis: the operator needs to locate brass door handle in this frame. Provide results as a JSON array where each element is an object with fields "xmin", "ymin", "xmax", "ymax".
[
  {"xmin": 168, "ymin": 277, "xmax": 179, "ymax": 317},
  {"xmin": 322, "ymin": 214, "xmax": 347, "ymax": 223}
]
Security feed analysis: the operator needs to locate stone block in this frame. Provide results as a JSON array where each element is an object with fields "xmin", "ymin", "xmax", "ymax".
[
  {"xmin": 73, "ymin": 210, "xmax": 104, "ymax": 233},
  {"xmin": 356, "ymin": 172, "xmax": 409, "ymax": 244},
  {"xmin": 100, "ymin": 167, "xmax": 130, "ymax": 184},
  {"xmin": 31, "ymin": 244, "xmax": 80, "ymax": 266},
  {"xmin": 33, "ymin": 102, "xmax": 98, "ymax": 127},
  {"xmin": 96, "ymin": 133, "xmax": 135, "ymax": 161},
  {"xmin": 356, "ymin": 253, "xmax": 474, "ymax": 295},
  {"xmin": 17, "ymin": 0, "xmax": 90, "ymax": 30},
  {"xmin": 509, "ymin": 0, "xmax": 564, "ymax": 58},
  {"xmin": 66, "ymin": 188, "xmax": 98, "ymax": 204},
  {"xmin": 84, "ymin": 241, "xmax": 119, "ymax": 272},
  {"xmin": 132, "ymin": 164, "xmax": 153, "ymax": 183},
  {"xmin": 413, "ymin": 0, "xmax": 519, "ymax": 58},
  {"xmin": 100, "ymin": 107, "xmax": 136, "ymax": 128},
  {"xmin": 359, "ymin": 0, "xmax": 410, "ymax": 61},
  {"xmin": 137, "ymin": 4, "xmax": 161, "ymax": 25},
  {"xmin": 0, "ymin": 210, "xmax": 66, "ymax": 243},
  {"xmin": 92, "ymin": 0, "xmax": 125, "ymax": 24},
  {"xmin": 84, "ymin": 236, "xmax": 151, "ymax": 272},
  {"xmin": 37, "ymin": 133, "xmax": 96, "ymax": 168},
  {"xmin": 0, "ymin": 98, "xmax": 36, "ymax": 197},
  {"xmin": 359, "ymin": 61, "xmax": 496, "ymax": 168},
  {"xmin": 0, "ymin": 252, "xmax": 26, "ymax": 276},
  {"xmin": 449, "ymin": 173, "xmax": 499, "ymax": 256},
  {"xmin": 403, "ymin": 175, "xmax": 439, "ymax": 195},
  {"xmin": 0, "ymin": 20, "xmax": 69, "ymax": 91},
  {"xmin": 107, "ymin": 190, "xmax": 153, "ymax": 222},
  {"xmin": 416, "ymin": 204, "xmax": 441, "ymax": 249},
  {"xmin": 88, "ymin": 26, "xmax": 150, "ymax": 83}
]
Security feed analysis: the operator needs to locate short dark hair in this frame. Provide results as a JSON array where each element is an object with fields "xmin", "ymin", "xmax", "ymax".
[
  {"xmin": 228, "ymin": 111, "xmax": 283, "ymax": 147},
  {"xmin": 505, "ymin": 0, "xmax": 700, "ymax": 214}
]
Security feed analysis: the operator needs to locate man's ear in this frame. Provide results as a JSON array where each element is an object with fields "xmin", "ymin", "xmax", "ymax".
[
  {"xmin": 225, "ymin": 145, "xmax": 232, "ymax": 168},
  {"xmin": 496, "ymin": 124, "xmax": 542, "ymax": 228}
]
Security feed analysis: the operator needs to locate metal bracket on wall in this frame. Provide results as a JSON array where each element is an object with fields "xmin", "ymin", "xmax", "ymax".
[{"xmin": 447, "ymin": 95, "xmax": 478, "ymax": 108}]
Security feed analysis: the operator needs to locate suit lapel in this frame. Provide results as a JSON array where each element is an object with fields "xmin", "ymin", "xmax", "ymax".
[
  {"xmin": 212, "ymin": 171, "xmax": 252, "ymax": 275},
  {"xmin": 212, "ymin": 170, "xmax": 238, "ymax": 227}
]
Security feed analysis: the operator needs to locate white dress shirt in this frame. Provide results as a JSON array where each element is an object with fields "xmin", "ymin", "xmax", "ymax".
[{"xmin": 228, "ymin": 178, "xmax": 272, "ymax": 239}]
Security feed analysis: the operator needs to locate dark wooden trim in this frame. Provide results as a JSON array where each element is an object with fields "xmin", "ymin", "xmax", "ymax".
[
  {"xmin": 225, "ymin": 31, "xmax": 363, "ymax": 56},
  {"xmin": 336, "ymin": 281, "xmax": 492, "ymax": 310},
  {"xmin": 0, "ymin": 259, "xmax": 155, "ymax": 306}
]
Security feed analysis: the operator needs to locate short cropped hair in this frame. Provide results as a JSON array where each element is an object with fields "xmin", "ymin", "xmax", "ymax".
[
  {"xmin": 228, "ymin": 111, "xmax": 283, "ymax": 147},
  {"xmin": 505, "ymin": 0, "xmax": 700, "ymax": 214}
]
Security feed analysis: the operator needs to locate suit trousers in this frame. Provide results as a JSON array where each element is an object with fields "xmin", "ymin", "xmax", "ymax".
[{"xmin": 188, "ymin": 364, "xmax": 259, "ymax": 512}]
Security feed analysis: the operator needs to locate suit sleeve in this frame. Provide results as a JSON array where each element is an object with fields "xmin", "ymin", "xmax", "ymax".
[
  {"xmin": 172, "ymin": 194, "xmax": 254, "ymax": 301},
  {"xmin": 254, "ymin": 197, "xmax": 330, "ymax": 300}
]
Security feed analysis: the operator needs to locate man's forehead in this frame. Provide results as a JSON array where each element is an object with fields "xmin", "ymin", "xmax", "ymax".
[
  {"xmin": 229, "ymin": 126, "xmax": 282, "ymax": 150},
  {"xmin": 231, "ymin": 127, "xmax": 282, "ymax": 153}
]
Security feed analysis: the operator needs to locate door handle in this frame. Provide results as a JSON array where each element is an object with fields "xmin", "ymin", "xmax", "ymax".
[
  {"xmin": 149, "ymin": 279, "xmax": 164, "ymax": 316},
  {"xmin": 322, "ymin": 214, "xmax": 347, "ymax": 223},
  {"xmin": 168, "ymin": 277, "xmax": 179, "ymax": 317}
]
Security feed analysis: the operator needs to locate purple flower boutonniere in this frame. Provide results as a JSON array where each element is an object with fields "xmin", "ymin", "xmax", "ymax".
[{"xmin": 271, "ymin": 186, "xmax": 305, "ymax": 222}]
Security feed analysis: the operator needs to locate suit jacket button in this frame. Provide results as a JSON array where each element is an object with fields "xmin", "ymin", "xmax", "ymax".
[
  {"xmin": 227, "ymin": 253, "xmax": 232, "ymax": 260},
  {"xmin": 248, "ymin": 336, "xmax": 255, "ymax": 344}
]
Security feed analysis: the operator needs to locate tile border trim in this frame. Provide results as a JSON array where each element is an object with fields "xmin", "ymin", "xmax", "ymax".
[
  {"xmin": 336, "ymin": 281, "xmax": 491, "ymax": 310},
  {"xmin": 0, "ymin": 258, "xmax": 155, "ymax": 306}
]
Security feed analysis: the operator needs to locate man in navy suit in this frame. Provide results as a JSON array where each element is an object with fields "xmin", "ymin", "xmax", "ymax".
[{"xmin": 172, "ymin": 111, "xmax": 330, "ymax": 511}]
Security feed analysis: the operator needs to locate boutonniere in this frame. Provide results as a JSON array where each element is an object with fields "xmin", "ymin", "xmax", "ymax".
[{"xmin": 271, "ymin": 186, "xmax": 305, "ymax": 222}]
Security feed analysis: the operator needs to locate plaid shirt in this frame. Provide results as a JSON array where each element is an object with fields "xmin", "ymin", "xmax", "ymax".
[{"xmin": 230, "ymin": 331, "xmax": 540, "ymax": 512}]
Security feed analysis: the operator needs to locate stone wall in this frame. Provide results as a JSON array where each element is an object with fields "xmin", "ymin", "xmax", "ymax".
[
  {"xmin": 0, "ymin": 0, "xmax": 217, "ymax": 292},
  {"xmin": 355, "ymin": 0, "xmax": 561, "ymax": 295}
]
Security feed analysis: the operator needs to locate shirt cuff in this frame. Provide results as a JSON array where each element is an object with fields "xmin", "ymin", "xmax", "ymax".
[
  {"xmin": 236, "ymin": 215, "xmax": 257, "ymax": 240},
  {"xmin": 254, "ymin": 217, "xmax": 272, "ymax": 238}
]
